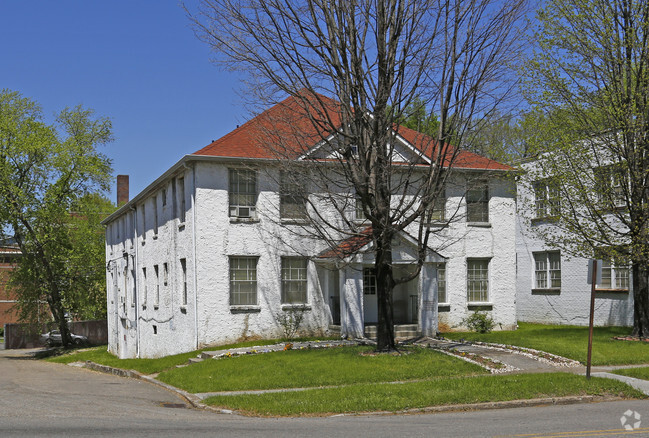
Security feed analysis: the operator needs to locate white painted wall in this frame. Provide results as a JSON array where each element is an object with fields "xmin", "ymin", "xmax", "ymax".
[
  {"xmin": 105, "ymin": 159, "xmax": 518, "ymax": 358},
  {"xmin": 516, "ymin": 161, "xmax": 634, "ymax": 327}
]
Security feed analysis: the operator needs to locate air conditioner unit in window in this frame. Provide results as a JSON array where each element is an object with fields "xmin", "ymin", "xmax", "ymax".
[
  {"xmin": 231, "ymin": 206, "xmax": 255, "ymax": 218},
  {"xmin": 238, "ymin": 207, "xmax": 251, "ymax": 218}
]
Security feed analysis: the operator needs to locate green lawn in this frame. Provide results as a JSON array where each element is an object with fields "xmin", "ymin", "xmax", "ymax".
[
  {"xmin": 203, "ymin": 373, "xmax": 643, "ymax": 416},
  {"xmin": 443, "ymin": 322, "xmax": 649, "ymax": 366},
  {"xmin": 156, "ymin": 346, "xmax": 487, "ymax": 393},
  {"xmin": 612, "ymin": 367, "xmax": 649, "ymax": 380},
  {"xmin": 46, "ymin": 339, "xmax": 288, "ymax": 375}
]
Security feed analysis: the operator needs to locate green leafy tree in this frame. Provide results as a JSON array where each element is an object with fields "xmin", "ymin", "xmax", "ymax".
[
  {"xmin": 522, "ymin": 0, "xmax": 649, "ymax": 336},
  {"xmin": 0, "ymin": 90, "xmax": 113, "ymax": 346}
]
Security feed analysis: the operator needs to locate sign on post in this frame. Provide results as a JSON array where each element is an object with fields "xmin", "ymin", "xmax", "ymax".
[{"xmin": 587, "ymin": 259, "xmax": 603, "ymax": 285}]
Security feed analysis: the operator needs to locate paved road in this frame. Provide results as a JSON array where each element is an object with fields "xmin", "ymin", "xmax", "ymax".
[{"xmin": 1, "ymin": 348, "xmax": 648, "ymax": 437}]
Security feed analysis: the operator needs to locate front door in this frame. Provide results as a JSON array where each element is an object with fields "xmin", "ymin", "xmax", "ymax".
[{"xmin": 362, "ymin": 267, "xmax": 378, "ymax": 324}]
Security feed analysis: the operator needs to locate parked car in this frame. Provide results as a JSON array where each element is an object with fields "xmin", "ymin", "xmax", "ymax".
[{"xmin": 40, "ymin": 330, "xmax": 88, "ymax": 347}]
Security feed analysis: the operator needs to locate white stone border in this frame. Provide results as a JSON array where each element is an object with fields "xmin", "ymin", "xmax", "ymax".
[
  {"xmin": 470, "ymin": 341, "xmax": 581, "ymax": 368},
  {"xmin": 435, "ymin": 348, "xmax": 518, "ymax": 374}
]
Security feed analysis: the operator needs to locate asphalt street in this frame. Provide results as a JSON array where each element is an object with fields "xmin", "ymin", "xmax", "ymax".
[{"xmin": 0, "ymin": 348, "xmax": 648, "ymax": 437}]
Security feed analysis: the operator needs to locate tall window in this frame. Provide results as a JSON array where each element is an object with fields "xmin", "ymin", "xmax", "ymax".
[
  {"xmin": 229, "ymin": 169, "xmax": 257, "ymax": 218},
  {"xmin": 430, "ymin": 187, "xmax": 446, "ymax": 222},
  {"xmin": 153, "ymin": 195, "xmax": 158, "ymax": 235},
  {"xmin": 534, "ymin": 252, "xmax": 561, "ymax": 289},
  {"xmin": 363, "ymin": 267, "xmax": 376, "ymax": 295},
  {"xmin": 280, "ymin": 172, "xmax": 307, "ymax": 220},
  {"xmin": 467, "ymin": 259, "xmax": 489, "ymax": 302},
  {"xmin": 281, "ymin": 257, "xmax": 308, "ymax": 304},
  {"xmin": 230, "ymin": 257, "xmax": 258, "ymax": 305},
  {"xmin": 599, "ymin": 259, "xmax": 630, "ymax": 290},
  {"xmin": 163, "ymin": 262, "xmax": 168, "ymax": 286},
  {"xmin": 178, "ymin": 177, "xmax": 186, "ymax": 223},
  {"xmin": 180, "ymin": 258, "xmax": 187, "ymax": 306},
  {"xmin": 437, "ymin": 263, "xmax": 447, "ymax": 303},
  {"xmin": 466, "ymin": 183, "xmax": 489, "ymax": 223},
  {"xmin": 533, "ymin": 179, "xmax": 560, "ymax": 218},
  {"xmin": 594, "ymin": 165, "xmax": 626, "ymax": 208},
  {"xmin": 140, "ymin": 204, "xmax": 146, "ymax": 240},
  {"xmin": 142, "ymin": 267, "xmax": 147, "ymax": 307},
  {"xmin": 154, "ymin": 264, "xmax": 160, "ymax": 307},
  {"xmin": 355, "ymin": 194, "xmax": 366, "ymax": 221}
]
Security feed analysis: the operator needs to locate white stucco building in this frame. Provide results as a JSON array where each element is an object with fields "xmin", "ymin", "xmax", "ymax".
[
  {"xmin": 516, "ymin": 159, "xmax": 634, "ymax": 327},
  {"xmin": 103, "ymin": 94, "xmax": 517, "ymax": 358}
]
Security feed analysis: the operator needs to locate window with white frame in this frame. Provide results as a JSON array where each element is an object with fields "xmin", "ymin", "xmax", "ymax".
[
  {"xmin": 178, "ymin": 176, "xmax": 186, "ymax": 223},
  {"xmin": 594, "ymin": 165, "xmax": 626, "ymax": 208},
  {"xmin": 467, "ymin": 259, "xmax": 489, "ymax": 302},
  {"xmin": 141, "ymin": 267, "xmax": 147, "ymax": 307},
  {"xmin": 533, "ymin": 252, "xmax": 561, "ymax": 289},
  {"xmin": 466, "ymin": 183, "xmax": 489, "ymax": 223},
  {"xmin": 363, "ymin": 267, "xmax": 376, "ymax": 295},
  {"xmin": 355, "ymin": 194, "xmax": 366, "ymax": 221},
  {"xmin": 598, "ymin": 259, "xmax": 629, "ymax": 290},
  {"xmin": 533, "ymin": 179, "xmax": 560, "ymax": 218},
  {"xmin": 280, "ymin": 172, "xmax": 307, "ymax": 220},
  {"xmin": 281, "ymin": 257, "xmax": 308, "ymax": 304},
  {"xmin": 437, "ymin": 263, "xmax": 447, "ymax": 303},
  {"xmin": 180, "ymin": 258, "xmax": 187, "ymax": 306},
  {"xmin": 230, "ymin": 257, "xmax": 258, "ymax": 306},
  {"xmin": 430, "ymin": 186, "xmax": 446, "ymax": 222},
  {"xmin": 154, "ymin": 264, "xmax": 160, "ymax": 307},
  {"xmin": 229, "ymin": 169, "xmax": 257, "ymax": 218}
]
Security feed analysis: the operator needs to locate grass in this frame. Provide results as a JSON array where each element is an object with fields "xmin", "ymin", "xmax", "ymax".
[
  {"xmin": 612, "ymin": 367, "xmax": 649, "ymax": 380},
  {"xmin": 156, "ymin": 346, "xmax": 487, "ymax": 393},
  {"xmin": 203, "ymin": 373, "xmax": 644, "ymax": 416},
  {"xmin": 46, "ymin": 338, "xmax": 311, "ymax": 375},
  {"xmin": 443, "ymin": 322, "xmax": 649, "ymax": 366}
]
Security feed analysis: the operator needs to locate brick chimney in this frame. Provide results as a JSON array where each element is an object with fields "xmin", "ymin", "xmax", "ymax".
[{"xmin": 117, "ymin": 175, "xmax": 129, "ymax": 206}]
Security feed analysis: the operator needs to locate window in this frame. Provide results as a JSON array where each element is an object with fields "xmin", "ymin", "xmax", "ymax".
[
  {"xmin": 598, "ymin": 259, "xmax": 630, "ymax": 290},
  {"xmin": 154, "ymin": 264, "xmax": 160, "ymax": 307},
  {"xmin": 466, "ymin": 183, "xmax": 489, "ymax": 223},
  {"xmin": 280, "ymin": 172, "xmax": 307, "ymax": 220},
  {"xmin": 533, "ymin": 179, "xmax": 560, "ymax": 218},
  {"xmin": 153, "ymin": 195, "xmax": 158, "ymax": 236},
  {"xmin": 180, "ymin": 258, "xmax": 187, "ymax": 306},
  {"xmin": 230, "ymin": 257, "xmax": 258, "ymax": 305},
  {"xmin": 163, "ymin": 262, "xmax": 168, "ymax": 286},
  {"xmin": 229, "ymin": 169, "xmax": 257, "ymax": 218},
  {"xmin": 363, "ymin": 267, "xmax": 376, "ymax": 295},
  {"xmin": 594, "ymin": 165, "xmax": 626, "ymax": 208},
  {"xmin": 281, "ymin": 257, "xmax": 308, "ymax": 304},
  {"xmin": 142, "ymin": 267, "xmax": 147, "ymax": 307},
  {"xmin": 162, "ymin": 188, "xmax": 167, "ymax": 207},
  {"xmin": 533, "ymin": 252, "xmax": 561, "ymax": 289},
  {"xmin": 467, "ymin": 259, "xmax": 489, "ymax": 302},
  {"xmin": 437, "ymin": 263, "xmax": 447, "ymax": 303},
  {"xmin": 430, "ymin": 187, "xmax": 446, "ymax": 222},
  {"xmin": 355, "ymin": 194, "xmax": 366, "ymax": 221},
  {"xmin": 140, "ymin": 205, "xmax": 146, "ymax": 240},
  {"xmin": 178, "ymin": 177, "xmax": 186, "ymax": 223}
]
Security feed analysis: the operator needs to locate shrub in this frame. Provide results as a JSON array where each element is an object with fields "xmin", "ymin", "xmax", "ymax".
[
  {"xmin": 463, "ymin": 311, "xmax": 495, "ymax": 333},
  {"xmin": 276, "ymin": 307, "xmax": 306, "ymax": 340}
]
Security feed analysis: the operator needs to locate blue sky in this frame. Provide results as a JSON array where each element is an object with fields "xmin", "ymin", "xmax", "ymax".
[{"xmin": 0, "ymin": 1, "xmax": 246, "ymax": 202}]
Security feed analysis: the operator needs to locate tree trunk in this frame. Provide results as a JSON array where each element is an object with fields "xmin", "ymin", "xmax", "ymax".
[
  {"xmin": 375, "ymin": 230, "xmax": 396, "ymax": 351},
  {"xmin": 632, "ymin": 262, "xmax": 649, "ymax": 338}
]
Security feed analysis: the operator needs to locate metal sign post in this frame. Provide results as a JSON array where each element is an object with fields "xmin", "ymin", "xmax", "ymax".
[{"xmin": 586, "ymin": 259, "xmax": 600, "ymax": 379}]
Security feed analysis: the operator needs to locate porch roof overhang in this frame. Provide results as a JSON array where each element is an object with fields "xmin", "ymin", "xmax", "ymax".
[{"xmin": 316, "ymin": 227, "xmax": 445, "ymax": 265}]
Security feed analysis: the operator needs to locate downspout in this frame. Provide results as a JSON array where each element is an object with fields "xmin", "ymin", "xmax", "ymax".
[
  {"xmin": 130, "ymin": 205, "xmax": 140, "ymax": 358},
  {"xmin": 187, "ymin": 162, "xmax": 199, "ymax": 350}
]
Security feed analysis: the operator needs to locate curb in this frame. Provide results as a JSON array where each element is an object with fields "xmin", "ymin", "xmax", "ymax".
[{"xmin": 73, "ymin": 361, "xmax": 624, "ymax": 417}]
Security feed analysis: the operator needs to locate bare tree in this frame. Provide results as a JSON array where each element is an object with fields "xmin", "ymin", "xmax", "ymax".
[{"xmin": 187, "ymin": 0, "xmax": 527, "ymax": 350}]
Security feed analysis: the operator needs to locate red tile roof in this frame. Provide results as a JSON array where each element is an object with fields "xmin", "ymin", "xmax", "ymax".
[
  {"xmin": 192, "ymin": 91, "xmax": 511, "ymax": 171},
  {"xmin": 318, "ymin": 227, "xmax": 374, "ymax": 259}
]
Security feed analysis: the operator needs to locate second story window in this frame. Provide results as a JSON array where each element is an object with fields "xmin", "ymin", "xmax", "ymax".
[
  {"xmin": 280, "ymin": 172, "xmax": 307, "ymax": 220},
  {"xmin": 466, "ymin": 183, "xmax": 489, "ymax": 223},
  {"xmin": 430, "ymin": 186, "xmax": 446, "ymax": 222},
  {"xmin": 533, "ymin": 179, "xmax": 560, "ymax": 218},
  {"xmin": 594, "ymin": 164, "xmax": 627, "ymax": 209},
  {"xmin": 229, "ymin": 169, "xmax": 257, "ymax": 219}
]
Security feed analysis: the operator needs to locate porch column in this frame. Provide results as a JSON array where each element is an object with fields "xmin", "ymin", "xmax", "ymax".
[
  {"xmin": 419, "ymin": 263, "xmax": 438, "ymax": 337},
  {"xmin": 340, "ymin": 265, "xmax": 364, "ymax": 338}
]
